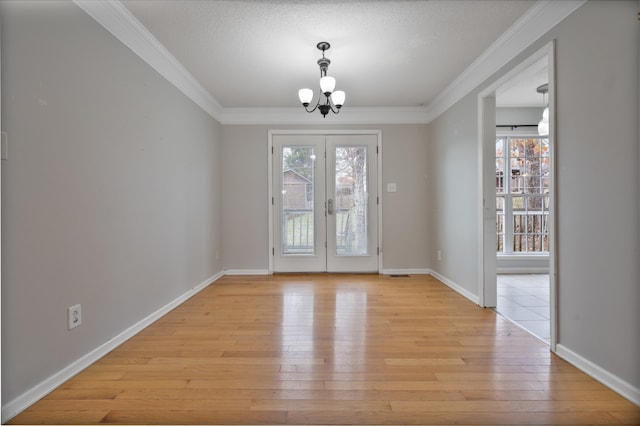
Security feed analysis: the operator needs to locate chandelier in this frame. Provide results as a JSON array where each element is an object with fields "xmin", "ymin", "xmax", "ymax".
[{"xmin": 298, "ymin": 42, "xmax": 345, "ymax": 117}]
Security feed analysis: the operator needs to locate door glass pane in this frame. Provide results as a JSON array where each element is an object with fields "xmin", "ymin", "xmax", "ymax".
[
  {"xmin": 496, "ymin": 196, "xmax": 504, "ymax": 252},
  {"xmin": 281, "ymin": 146, "xmax": 315, "ymax": 255},
  {"xmin": 496, "ymin": 137, "xmax": 506, "ymax": 194},
  {"xmin": 335, "ymin": 146, "xmax": 368, "ymax": 256}
]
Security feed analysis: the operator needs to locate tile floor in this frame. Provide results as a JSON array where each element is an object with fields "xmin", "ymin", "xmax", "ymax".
[{"xmin": 496, "ymin": 274, "xmax": 550, "ymax": 344}]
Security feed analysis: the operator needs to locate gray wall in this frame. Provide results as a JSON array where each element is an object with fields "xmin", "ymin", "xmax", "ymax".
[
  {"xmin": 1, "ymin": 1, "xmax": 223, "ymax": 405},
  {"xmin": 428, "ymin": 96, "xmax": 478, "ymax": 291},
  {"xmin": 496, "ymin": 107, "xmax": 544, "ymax": 127},
  {"xmin": 428, "ymin": 0, "xmax": 639, "ymax": 389},
  {"xmin": 221, "ymin": 124, "xmax": 430, "ymax": 272}
]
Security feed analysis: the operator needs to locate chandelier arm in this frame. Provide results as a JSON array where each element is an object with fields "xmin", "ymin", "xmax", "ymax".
[
  {"xmin": 323, "ymin": 95, "xmax": 341, "ymax": 114},
  {"xmin": 328, "ymin": 100, "xmax": 341, "ymax": 114},
  {"xmin": 302, "ymin": 96, "xmax": 321, "ymax": 114}
]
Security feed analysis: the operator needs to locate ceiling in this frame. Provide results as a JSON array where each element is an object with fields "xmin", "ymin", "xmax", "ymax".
[
  {"xmin": 118, "ymin": 0, "xmax": 539, "ymax": 110},
  {"xmin": 496, "ymin": 56, "xmax": 548, "ymax": 108}
]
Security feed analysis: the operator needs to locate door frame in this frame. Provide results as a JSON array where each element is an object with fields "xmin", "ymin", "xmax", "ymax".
[
  {"xmin": 477, "ymin": 41, "xmax": 558, "ymax": 351},
  {"xmin": 268, "ymin": 129, "xmax": 383, "ymax": 274}
]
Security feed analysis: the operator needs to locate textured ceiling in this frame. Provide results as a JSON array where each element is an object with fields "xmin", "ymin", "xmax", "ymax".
[{"xmin": 120, "ymin": 0, "xmax": 537, "ymax": 109}]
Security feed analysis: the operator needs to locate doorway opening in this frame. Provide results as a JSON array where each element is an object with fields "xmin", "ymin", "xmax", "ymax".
[{"xmin": 477, "ymin": 41, "xmax": 557, "ymax": 350}]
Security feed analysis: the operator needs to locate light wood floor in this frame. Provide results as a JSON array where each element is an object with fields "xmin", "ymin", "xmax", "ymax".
[{"xmin": 9, "ymin": 274, "xmax": 640, "ymax": 425}]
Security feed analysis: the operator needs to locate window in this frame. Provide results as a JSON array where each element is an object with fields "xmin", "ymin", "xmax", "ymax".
[{"xmin": 496, "ymin": 136, "xmax": 549, "ymax": 254}]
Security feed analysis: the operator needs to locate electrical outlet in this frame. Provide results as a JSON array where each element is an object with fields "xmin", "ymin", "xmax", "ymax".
[
  {"xmin": 437, "ymin": 250, "xmax": 442, "ymax": 261},
  {"xmin": 68, "ymin": 304, "xmax": 82, "ymax": 330}
]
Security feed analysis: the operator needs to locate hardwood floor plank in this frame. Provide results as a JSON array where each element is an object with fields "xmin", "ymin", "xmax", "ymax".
[
  {"xmin": 114, "ymin": 388, "xmax": 466, "ymax": 402},
  {"xmin": 461, "ymin": 390, "xmax": 553, "ymax": 401},
  {"xmin": 390, "ymin": 399, "xmax": 638, "ymax": 413},
  {"xmin": 383, "ymin": 357, "xmax": 466, "ymax": 366},
  {"xmin": 43, "ymin": 389, "xmax": 123, "ymax": 400},
  {"xmin": 608, "ymin": 410, "xmax": 640, "ymax": 424},
  {"xmin": 99, "ymin": 410, "xmax": 287, "ymax": 425},
  {"xmin": 26, "ymin": 398, "xmax": 253, "ymax": 412},
  {"xmin": 286, "ymin": 409, "xmax": 625, "ymax": 425},
  {"xmin": 249, "ymin": 398, "xmax": 392, "ymax": 412},
  {"xmin": 61, "ymin": 379, "xmax": 189, "ymax": 390},
  {"xmin": 8, "ymin": 274, "xmax": 639, "ymax": 425},
  {"xmin": 6, "ymin": 410, "xmax": 110, "ymax": 425},
  {"xmin": 187, "ymin": 379, "xmax": 326, "ymax": 390},
  {"xmin": 148, "ymin": 356, "xmax": 325, "ymax": 366},
  {"xmin": 434, "ymin": 371, "xmax": 596, "ymax": 382}
]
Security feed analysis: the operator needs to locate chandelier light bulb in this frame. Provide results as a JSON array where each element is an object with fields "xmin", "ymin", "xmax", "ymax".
[
  {"xmin": 298, "ymin": 88, "xmax": 313, "ymax": 106},
  {"xmin": 538, "ymin": 118, "xmax": 549, "ymax": 136},
  {"xmin": 538, "ymin": 106, "xmax": 549, "ymax": 136},
  {"xmin": 320, "ymin": 76, "xmax": 336, "ymax": 95},
  {"xmin": 331, "ymin": 90, "xmax": 345, "ymax": 107}
]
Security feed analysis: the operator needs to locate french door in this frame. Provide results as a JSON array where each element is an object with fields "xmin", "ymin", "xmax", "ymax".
[{"xmin": 272, "ymin": 133, "xmax": 379, "ymax": 273}]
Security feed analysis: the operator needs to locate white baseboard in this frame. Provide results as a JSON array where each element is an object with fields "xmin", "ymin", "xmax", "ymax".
[
  {"xmin": 1, "ymin": 271, "xmax": 224, "ymax": 424},
  {"xmin": 429, "ymin": 270, "xmax": 480, "ymax": 305},
  {"xmin": 497, "ymin": 267, "xmax": 550, "ymax": 274},
  {"xmin": 223, "ymin": 269, "xmax": 269, "ymax": 275},
  {"xmin": 227, "ymin": 269, "xmax": 432, "ymax": 276},
  {"xmin": 382, "ymin": 268, "xmax": 431, "ymax": 275},
  {"xmin": 555, "ymin": 344, "xmax": 640, "ymax": 407}
]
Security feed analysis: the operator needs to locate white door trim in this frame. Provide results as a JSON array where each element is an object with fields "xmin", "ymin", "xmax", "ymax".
[{"xmin": 268, "ymin": 130, "xmax": 383, "ymax": 274}]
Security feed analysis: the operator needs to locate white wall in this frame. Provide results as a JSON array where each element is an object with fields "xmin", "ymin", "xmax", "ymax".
[
  {"xmin": 1, "ymin": 0, "xmax": 223, "ymax": 407},
  {"xmin": 428, "ymin": 0, "xmax": 639, "ymax": 396},
  {"xmin": 221, "ymin": 124, "xmax": 430, "ymax": 273}
]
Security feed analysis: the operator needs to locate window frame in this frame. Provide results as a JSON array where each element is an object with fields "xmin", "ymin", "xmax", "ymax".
[{"xmin": 496, "ymin": 134, "xmax": 550, "ymax": 255}]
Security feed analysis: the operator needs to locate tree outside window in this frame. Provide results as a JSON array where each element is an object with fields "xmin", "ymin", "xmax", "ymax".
[{"xmin": 496, "ymin": 136, "xmax": 549, "ymax": 253}]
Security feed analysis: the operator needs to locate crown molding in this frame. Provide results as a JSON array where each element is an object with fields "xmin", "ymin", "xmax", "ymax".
[
  {"xmin": 75, "ymin": 0, "xmax": 585, "ymax": 126},
  {"xmin": 424, "ymin": 0, "xmax": 587, "ymax": 122},
  {"xmin": 220, "ymin": 107, "xmax": 430, "ymax": 125},
  {"xmin": 73, "ymin": 0, "xmax": 223, "ymax": 120}
]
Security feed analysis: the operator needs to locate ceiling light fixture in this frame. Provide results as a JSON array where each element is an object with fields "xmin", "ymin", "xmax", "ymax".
[
  {"xmin": 298, "ymin": 42, "xmax": 345, "ymax": 118},
  {"xmin": 537, "ymin": 83, "xmax": 549, "ymax": 136}
]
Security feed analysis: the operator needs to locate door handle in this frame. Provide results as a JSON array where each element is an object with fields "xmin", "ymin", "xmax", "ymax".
[{"xmin": 327, "ymin": 198, "xmax": 334, "ymax": 215}]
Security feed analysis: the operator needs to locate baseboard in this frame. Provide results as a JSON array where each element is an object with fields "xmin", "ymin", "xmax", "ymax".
[
  {"xmin": 1, "ymin": 271, "xmax": 224, "ymax": 423},
  {"xmin": 382, "ymin": 268, "xmax": 431, "ymax": 275},
  {"xmin": 497, "ymin": 267, "xmax": 550, "ymax": 274},
  {"xmin": 429, "ymin": 270, "xmax": 480, "ymax": 305},
  {"xmin": 223, "ymin": 269, "xmax": 269, "ymax": 275},
  {"xmin": 555, "ymin": 344, "xmax": 640, "ymax": 406}
]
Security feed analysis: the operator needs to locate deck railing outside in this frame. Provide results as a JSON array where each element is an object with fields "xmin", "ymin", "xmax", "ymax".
[
  {"xmin": 497, "ymin": 210, "xmax": 549, "ymax": 253},
  {"xmin": 283, "ymin": 208, "xmax": 351, "ymax": 254}
]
